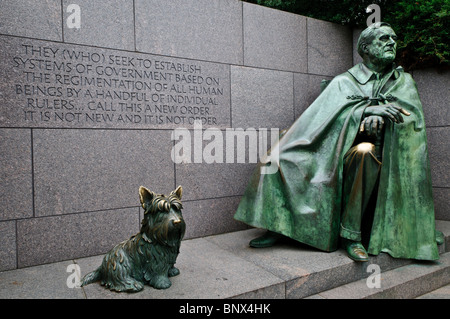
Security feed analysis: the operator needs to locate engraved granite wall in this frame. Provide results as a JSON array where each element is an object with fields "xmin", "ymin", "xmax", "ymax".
[{"xmin": 1, "ymin": 1, "xmax": 445, "ymax": 271}]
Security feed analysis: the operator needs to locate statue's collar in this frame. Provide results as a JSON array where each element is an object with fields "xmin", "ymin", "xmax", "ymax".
[{"xmin": 348, "ymin": 63, "xmax": 402, "ymax": 84}]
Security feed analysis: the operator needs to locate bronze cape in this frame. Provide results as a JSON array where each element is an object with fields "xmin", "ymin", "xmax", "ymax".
[{"xmin": 234, "ymin": 63, "xmax": 439, "ymax": 260}]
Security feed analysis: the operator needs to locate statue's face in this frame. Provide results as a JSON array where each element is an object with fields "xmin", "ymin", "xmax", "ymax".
[{"xmin": 366, "ymin": 26, "xmax": 397, "ymax": 66}]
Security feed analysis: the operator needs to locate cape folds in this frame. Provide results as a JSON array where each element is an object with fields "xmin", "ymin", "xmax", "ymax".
[{"xmin": 234, "ymin": 63, "xmax": 439, "ymax": 260}]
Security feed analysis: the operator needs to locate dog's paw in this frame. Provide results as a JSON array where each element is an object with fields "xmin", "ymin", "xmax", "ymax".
[
  {"xmin": 168, "ymin": 267, "xmax": 180, "ymax": 277},
  {"xmin": 129, "ymin": 281, "xmax": 144, "ymax": 292},
  {"xmin": 151, "ymin": 276, "xmax": 172, "ymax": 289}
]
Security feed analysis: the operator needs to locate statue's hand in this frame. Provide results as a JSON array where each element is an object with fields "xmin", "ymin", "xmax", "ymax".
[
  {"xmin": 364, "ymin": 103, "xmax": 410, "ymax": 124},
  {"xmin": 360, "ymin": 115, "xmax": 384, "ymax": 137}
]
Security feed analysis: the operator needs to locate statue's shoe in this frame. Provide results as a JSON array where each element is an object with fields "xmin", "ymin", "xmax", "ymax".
[
  {"xmin": 249, "ymin": 230, "xmax": 282, "ymax": 248},
  {"xmin": 345, "ymin": 240, "xmax": 369, "ymax": 262},
  {"xmin": 436, "ymin": 230, "xmax": 444, "ymax": 245}
]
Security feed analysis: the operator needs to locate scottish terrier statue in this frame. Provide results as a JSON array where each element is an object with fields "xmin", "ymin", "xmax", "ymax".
[{"xmin": 81, "ymin": 186, "xmax": 186, "ymax": 292}]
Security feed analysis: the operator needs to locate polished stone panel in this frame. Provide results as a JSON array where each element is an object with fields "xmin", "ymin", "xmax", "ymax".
[
  {"xmin": 62, "ymin": 0, "xmax": 134, "ymax": 50},
  {"xmin": 0, "ymin": 221, "xmax": 17, "ymax": 271},
  {"xmin": 33, "ymin": 129, "xmax": 174, "ymax": 216},
  {"xmin": 294, "ymin": 73, "xmax": 334, "ymax": 119},
  {"xmin": 0, "ymin": 129, "xmax": 33, "ymax": 221},
  {"xmin": 135, "ymin": 0, "xmax": 243, "ymax": 65},
  {"xmin": 16, "ymin": 208, "xmax": 139, "ymax": 268},
  {"xmin": 307, "ymin": 18, "xmax": 353, "ymax": 76},
  {"xmin": 0, "ymin": 35, "xmax": 231, "ymax": 129},
  {"xmin": 243, "ymin": 2, "xmax": 307, "ymax": 72},
  {"xmin": 231, "ymin": 66, "xmax": 294, "ymax": 130},
  {"xmin": 414, "ymin": 69, "xmax": 450, "ymax": 127},
  {"xmin": 182, "ymin": 196, "xmax": 247, "ymax": 239},
  {"xmin": 427, "ymin": 127, "xmax": 449, "ymax": 188},
  {"xmin": 0, "ymin": 0, "xmax": 62, "ymax": 41}
]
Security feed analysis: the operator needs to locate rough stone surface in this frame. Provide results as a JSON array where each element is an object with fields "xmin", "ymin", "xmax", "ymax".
[
  {"xmin": 414, "ymin": 68, "xmax": 450, "ymax": 127},
  {"xmin": 231, "ymin": 66, "xmax": 294, "ymax": 130},
  {"xmin": 176, "ymin": 160, "xmax": 257, "ymax": 201},
  {"xmin": 1, "ymin": 221, "xmax": 448, "ymax": 299},
  {"xmin": 0, "ymin": 129, "xmax": 33, "ymax": 221},
  {"xmin": 0, "ymin": 35, "xmax": 231, "ymax": 130},
  {"xmin": 16, "ymin": 207, "xmax": 139, "ymax": 268},
  {"xmin": 0, "ymin": 0, "xmax": 62, "ymax": 41},
  {"xmin": 294, "ymin": 73, "xmax": 334, "ymax": 119},
  {"xmin": 243, "ymin": 2, "xmax": 307, "ymax": 72},
  {"xmin": 433, "ymin": 188, "xmax": 450, "ymax": 221},
  {"xmin": 0, "ymin": 259, "xmax": 84, "ymax": 299},
  {"xmin": 182, "ymin": 196, "xmax": 247, "ymax": 239},
  {"xmin": 426, "ymin": 127, "xmax": 449, "ymax": 188},
  {"xmin": 33, "ymin": 129, "xmax": 174, "ymax": 216},
  {"xmin": 352, "ymin": 28, "xmax": 364, "ymax": 66},
  {"xmin": 0, "ymin": 221, "xmax": 17, "ymax": 271},
  {"xmin": 79, "ymin": 237, "xmax": 284, "ymax": 299},
  {"xmin": 135, "ymin": 0, "xmax": 243, "ymax": 65},
  {"xmin": 307, "ymin": 18, "xmax": 353, "ymax": 76},
  {"xmin": 62, "ymin": 0, "xmax": 134, "ymax": 51},
  {"xmin": 315, "ymin": 253, "xmax": 450, "ymax": 299}
]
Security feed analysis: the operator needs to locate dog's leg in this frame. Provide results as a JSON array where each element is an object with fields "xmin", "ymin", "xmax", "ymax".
[
  {"xmin": 149, "ymin": 275, "xmax": 172, "ymax": 289},
  {"xmin": 168, "ymin": 266, "xmax": 180, "ymax": 277}
]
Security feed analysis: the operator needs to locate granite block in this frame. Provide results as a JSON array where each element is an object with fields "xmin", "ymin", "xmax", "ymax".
[
  {"xmin": 307, "ymin": 18, "xmax": 353, "ymax": 76},
  {"xmin": 0, "ymin": 259, "xmax": 85, "ymax": 299},
  {"xmin": 62, "ymin": 0, "xmax": 134, "ymax": 51},
  {"xmin": 413, "ymin": 69, "xmax": 450, "ymax": 127},
  {"xmin": 78, "ymin": 237, "xmax": 284, "ymax": 299},
  {"xmin": 0, "ymin": 128, "xmax": 33, "ymax": 221},
  {"xmin": 293, "ymin": 73, "xmax": 309, "ymax": 119},
  {"xmin": 173, "ymin": 125, "xmax": 276, "ymax": 201},
  {"xmin": 436, "ymin": 220, "xmax": 450, "ymax": 252},
  {"xmin": 0, "ymin": 35, "xmax": 231, "ymax": 129},
  {"xmin": 416, "ymin": 283, "xmax": 450, "ymax": 299},
  {"xmin": 206, "ymin": 228, "xmax": 415, "ymax": 298},
  {"xmin": 182, "ymin": 196, "xmax": 247, "ymax": 240},
  {"xmin": 426, "ymin": 127, "xmax": 449, "ymax": 188},
  {"xmin": 0, "ymin": 0, "xmax": 62, "ymax": 41},
  {"xmin": 0, "ymin": 221, "xmax": 16, "ymax": 271},
  {"xmin": 176, "ymin": 161, "xmax": 257, "ymax": 202},
  {"xmin": 135, "ymin": 0, "xmax": 243, "ymax": 65},
  {"xmin": 294, "ymin": 73, "xmax": 334, "ymax": 119},
  {"xmin": 243, "ymin": 3, "xmax": 307, "ymax": 72},
  {"xmin": 231, "ymin": 66, "xmax": 294, "ymax": 130},
  {"xmin": 319, "ymin": 253, "xmax": 450, "ymax": 299},
  {"xmin": 206, "ymin": 229, "xmax": 356, "ymax": 297},
  {"xmin": 352, "ymin": 27, "xmax": 364, "ymax": 66},
  {"xmin": 16, "ymin": 207, "xmax": 140, "ymax": 268},
  {"xmin": 33, "ymin": 129, "xmax": 174, "ymax": 216},
  {"xmin": 433, "ymin": 188, "xmax": 450, "ymax": 221}
]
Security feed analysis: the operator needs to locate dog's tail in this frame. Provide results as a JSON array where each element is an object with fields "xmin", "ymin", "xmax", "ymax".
[{"xmin": 80, "ymin": 267, "xmax": 101, "ymax": 287}]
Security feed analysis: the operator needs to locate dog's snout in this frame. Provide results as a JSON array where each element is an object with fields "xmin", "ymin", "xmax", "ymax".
[{"xmin": 172, "ymin": 219, "xmax": 182, "ymax": 225}]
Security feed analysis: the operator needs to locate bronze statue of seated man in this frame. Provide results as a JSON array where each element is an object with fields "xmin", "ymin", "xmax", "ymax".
[{"xmin": 235, "ymin": 22, "xmax": 442, "ymax": 262}]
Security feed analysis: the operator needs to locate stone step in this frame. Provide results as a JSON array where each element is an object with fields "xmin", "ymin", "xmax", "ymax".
[
  {"xmin": 306, "ymin": 252, "xmax": 450, "ymax": 299},
  {"xmin": 0, "ymin": 220, "xmax": 448, "ymax": 299},
  {"xmin": 416, "ymin": 283, "xmax": 450, "ymax": 299}
]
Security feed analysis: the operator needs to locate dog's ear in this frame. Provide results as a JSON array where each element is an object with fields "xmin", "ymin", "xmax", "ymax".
[
  {"xmin": 171, "ymin": 185, "xmax": 183, "ymax": 200},
  {"xmin": 139, "ymin": 186, "xmax": 155, "ymax": 210}
]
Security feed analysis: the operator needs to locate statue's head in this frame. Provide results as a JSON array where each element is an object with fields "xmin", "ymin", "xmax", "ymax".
[{"xmin": 357, "ymin": 22, "xmax": 397, "ymax": 69}]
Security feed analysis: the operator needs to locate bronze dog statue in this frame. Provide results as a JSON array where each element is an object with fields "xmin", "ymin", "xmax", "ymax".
[{"xmin": 81, "ymin": 186, "xmax": 185, "ymax": 292}]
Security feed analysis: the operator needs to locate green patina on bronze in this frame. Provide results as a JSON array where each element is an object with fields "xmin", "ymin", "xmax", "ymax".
[
  {"xmin": 81, "ymin": 186, "xmax": 185, "ymax": 292},
  {"xmin": 234, "ymin": 23, "xmax": 439, "ymax": 261}
]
